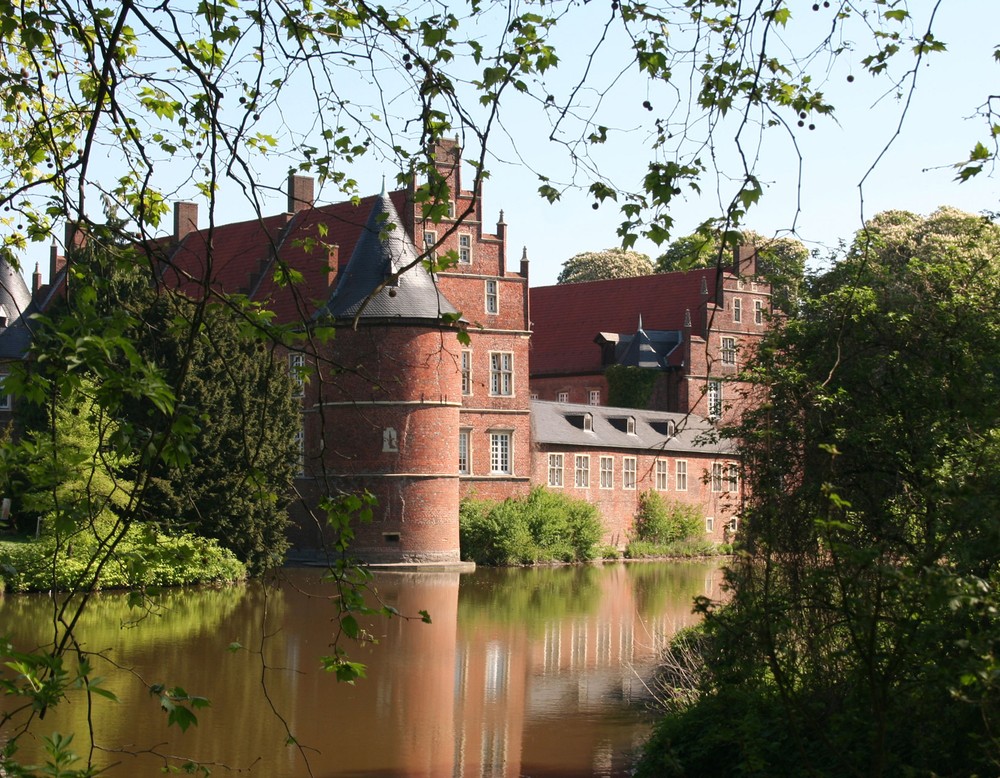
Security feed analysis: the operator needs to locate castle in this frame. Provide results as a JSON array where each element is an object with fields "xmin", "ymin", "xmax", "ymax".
[{"xmin": 0, "ymin": 141, "xmax": 765, "ymax": 564}]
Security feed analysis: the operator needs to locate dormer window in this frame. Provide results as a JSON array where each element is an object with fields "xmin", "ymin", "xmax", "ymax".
[
  {"xmin": 584, "ymin": 413, "xmax": 593, "ymax": 432},
  {"xmin": 566, "ymin": 413, "xmax": 594, "ymax": 432},
  {"xmin": 627, "ymin": 416, "xmax": 636, "ymax": 435}
]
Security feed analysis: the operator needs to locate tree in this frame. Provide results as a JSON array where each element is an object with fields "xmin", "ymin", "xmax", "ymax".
[
  {"xmin": 557, "ymin": 248, "xmax": 653, "ymax": 284},
  {"xmin": 0, "ymin": 0, "xmax": 997, "ymax": 774},
  {"xmin": 655, "ymin": 228, "xmax": 809, "ymax": 310},
  {"xmin": 639, "ymin": 207, "xmax": 1000, "ymax": 776}
]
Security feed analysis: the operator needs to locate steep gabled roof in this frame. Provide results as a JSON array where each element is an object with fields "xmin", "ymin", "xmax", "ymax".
[
  {"xmin": 318, "ymin": 191, "xmax": 458, "ymax": 321},
  {"xmin": 160, "ymin": 190, "xmax": 411, "ymax": 325},
  {"xmin": 529, "ymin": 269, "xmax": 720, "ymax": 376}
]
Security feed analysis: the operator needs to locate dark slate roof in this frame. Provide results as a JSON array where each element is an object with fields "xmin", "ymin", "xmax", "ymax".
[
  {"xmin": 531, "ymin": 400, "xmax": 733, "ymax": 455},
  {"xmin": 616, "ymin": 326, "xmax": 682, "ymax": 369},
  {"xmin": 0, "ymin": 257, "xmax": 35, "ymax": 360},
  {"xmin": 318, "ymin": 191, "xmax": 459, "ymax": 321}
]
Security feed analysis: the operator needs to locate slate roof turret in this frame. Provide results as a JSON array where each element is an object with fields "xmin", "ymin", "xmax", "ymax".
[
  {"xmin": 319, "ymin": 191, "xmax": 459, "ymax": 321},
  {"xmin": 0, "ymin": 254, "xmax": 35, "ymax": 360}
]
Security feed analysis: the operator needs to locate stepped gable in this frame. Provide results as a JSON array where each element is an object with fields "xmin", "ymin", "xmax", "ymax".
[
  {"xmin": 529, "ymin": 269, "xmax": 716, "ymax": 376},
  {"xmin": 319, "ymin": 190, "xmax": 458, "ymax": 321},
  {"xmin": 0, "ymin": 256, "xmax": 35, "ymax": 359}
]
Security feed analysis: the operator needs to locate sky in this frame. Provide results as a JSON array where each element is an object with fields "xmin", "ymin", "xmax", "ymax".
[{"xmin": 20, "ymin": 1, "xmax": 1000, "ymax": 289}]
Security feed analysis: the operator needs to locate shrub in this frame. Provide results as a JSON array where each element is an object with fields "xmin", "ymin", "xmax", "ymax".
[
  {"xmin": 460, "ymin": 487, "xmax": 604, "ymax": 565},
  {"xmin": 633, "ymin": 491, "xmax": 701, "ymax": 544},
  {"xmin": 0, "ymin": 520, "xmax": 246, "ymax": 592}
]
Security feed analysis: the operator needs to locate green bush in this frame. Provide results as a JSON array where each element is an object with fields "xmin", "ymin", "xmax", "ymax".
[
  {"xmin": 0, "ymin": 521, "xmax": 246, "ymax": 592},
  {"xmin": 624, "ymin": 538, "xmax": 719, "ymax": 559},
  {"xmin": 460, "ymin": 487, "xmax": 604, "ymax": 565},
  {"xmin": 633, "ymin": 491, "xmax": 701, "ymax": 544}
]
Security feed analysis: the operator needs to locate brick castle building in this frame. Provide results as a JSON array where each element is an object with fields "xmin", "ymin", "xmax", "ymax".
[{"xmin": 0, "ymin": 141, "xmax": 765, "ymax": 563}]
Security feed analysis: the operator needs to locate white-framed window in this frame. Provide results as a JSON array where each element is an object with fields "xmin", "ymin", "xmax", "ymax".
[
  {"xmin": 0, "ymin": 372, "xmax": 11, "ymax": 411},
  {"xmin": 623, "ymin": 457, "xmax": 637, "ymax": 490},
  {"xmin": 656, "ymin": 460, "xmax": 669, "ymax": 491},
  {"xmin": 530, "ymin": 392, "xmax": 539, "ymax": 400},
  {"xmin": 423, "ymin": 230, "xmax": 437, "ymax": 260},
  {"xmin": 583, "ymin": 413, "xmax": 593, "ymax": 432},
  {"xmin": 707, "ymin": 379, "xmax": 722, "ymax": 418},
  {"xmin": 575, "ymin": 455, "xmax": 590, "ymax": 488},
  {"xmin": 705, "ymin": 516, "xmax": 715, "ymax": 533},
  {"xmin": 288, "ymin": 353, "xmax": 305, "ymax": 398},
  {"xmin": 600, "ymin": 456, "xmax": 614, "ymax": 489},
  {"xmin": 726, "ymin": 463, "xmax": 739, "ymax": 492},
  {"xmin": 485, "ymin": 279, "xmax": 499, "ymax": 314},
  {"xmin": 721, "ymin": 336, "xmax": 736, "ymax": 366},
  {"xmin": 676, "ymin": 460, "xmax": 688, "ymax": 491},
  {"xmin": 294, "ymin": 425, "xmax": 305, "ymax": 476},
  {"xmin": 728, "ymin": 516, "xmax": 739, "ymax": 533},
  {"xmin": 459, "ymin": 234, "xmax": 472, "ymax": 264},
  {"xmin": 490, "ymin": 352, "xmax": 513, "ymax": 396},
  {"xmin": 458, "ymin": 429, "xmax": 471, "ymax": 474},
  {"xmin": 557, "ymin": 391, "xmax": 569, "ymax": 403},
  {"xmin": 588, "ymin": 389, "xmax": 600, "ymax": 406},
  {"xmin": 754, "ymin": 299, "xmax": 764, "ymax": 325},
  {"xmin": 733, "ymin": 297, "xmax": 742, "ymax": 322},
  {"xmin": 490, "ymin": 431, "xmax": 512, "ymax": 474},
  {"xmin": 626, "ymin": 416, "xmax": 636, "ymax": 435},
  {"xmin": 448, "ymin": 200, "xmax": 456, "ymax": 218},
  {"xmin": 712, "ymin": 462, "xmax": 724, "ymax": 492},
  {"xmin": 461, "ymin": 350, "xmax": 472, "ymax": 395},
  {"xmin": 548, "ymin": 453, "xmax": 564, "ymax": 487}
]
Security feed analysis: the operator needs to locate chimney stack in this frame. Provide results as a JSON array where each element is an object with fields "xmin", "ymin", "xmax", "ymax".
[
  {"xmin": 32, "ymin": 262, "xmax": 41, "ymax": 295},
  {"xmin": 49, "ymin": 243, "xmax": 65, "ymax": 283},
  {"xmin": 734, "ymin": 244, "xmax": 758, "ymax": 277},
  {"xmin": 288, "ymin": 173, "xmax": 314, "ymax": 213},
  {"xmin": 174, "ymin": 201, "xmax": 199, "ymax": 242}
]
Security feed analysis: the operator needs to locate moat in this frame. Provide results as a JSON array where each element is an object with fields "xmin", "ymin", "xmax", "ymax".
[{"xmin": 0, "ymin": 562, "xmax": 722, "ymax": 777}]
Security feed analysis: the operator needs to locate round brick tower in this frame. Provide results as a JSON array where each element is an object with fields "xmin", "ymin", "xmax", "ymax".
[{"xmin": 306, "ymin": 191, "xmax": 464, "ymax": 564}]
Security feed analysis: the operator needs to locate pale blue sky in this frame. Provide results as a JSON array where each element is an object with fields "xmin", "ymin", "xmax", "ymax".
[{"xmin": 21, "ymin": 1, "xmax": 1000, "ymax": 289}]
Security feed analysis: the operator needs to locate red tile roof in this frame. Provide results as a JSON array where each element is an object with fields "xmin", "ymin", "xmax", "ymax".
[
  {"xmin": 528, "ymin": 269, "xmax": 721, "ymax": 376},
  {"xmin": 161, "ymin": 190, "xmax": 411, "ymax": 325}
]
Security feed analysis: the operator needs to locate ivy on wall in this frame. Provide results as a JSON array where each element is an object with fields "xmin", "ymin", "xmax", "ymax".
[{"xmin": 605, "ymin": 365, "xmax": 661, "ymax": 410}]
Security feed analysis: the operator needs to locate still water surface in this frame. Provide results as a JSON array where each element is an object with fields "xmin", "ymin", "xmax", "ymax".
[{"xmin": 0, "ymin": 562, "xmax": 721, "ymax": 777}]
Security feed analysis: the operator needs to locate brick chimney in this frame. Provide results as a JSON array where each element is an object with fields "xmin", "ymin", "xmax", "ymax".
[
  {"xmin": 734, "ymin": 244, "xmax": 758, "ymax": 277},
  {"xmin": 288, "ymin": 173, "xmax": 314, "ymax": 213},
  {"xmin": 174, "ymin": 201, "xmax": 198, "ymax": 242},
  {"xmin": 32, "ymin": 262, "xmax": 41, "ymax": 295},
  {"xmin": 48, "ymin": 244, "xmax": 65, "ymax": 285}
]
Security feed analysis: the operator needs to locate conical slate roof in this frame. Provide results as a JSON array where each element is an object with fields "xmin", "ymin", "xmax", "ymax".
[
  {"xmin": 0, "ymin": 255, "xmax": 34, "ymax": 359},
  {"xmin": 319, "ymin": 192, "xmax": 459, "ymax": 321}
]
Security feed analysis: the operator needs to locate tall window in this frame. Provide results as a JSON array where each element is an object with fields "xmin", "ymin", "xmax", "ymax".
[
  {"xmin": 712, "ymin": 463, "xmax": 723, "ymax": 492},
  {"xmin": 626, "ymin": 417, "xmax": 636, "ymax": 434},
  {"xmin": 721, "ymin": 337, "xmax": 736, "ymax": 365},
  {"xmin": 458, "ymin": 429, "xmax": 471, "ymax": 474},
  {"xmin": 575, "ymin": 455, "xmax": 590, "ymax": 488},
  {"xmin": 294, "ymin": 425, "xmax": 305, "ymax": 476},
  {"xmin": 676, "ymin": 460, "xmax": 688, "ymax": 491},
  {"xmin": 726, "ymin": 463, "xmax": 739, "ymax": 492},
  {"xmin": 423, "ymin": 230, "xmax": 437, "ymax": 260},
  {"xmin": 0, "ymin": 372, "xmax": 11, "ymax": 411},
  {"xmin": 733, "ymin": 297, "xmax": 742, "ymax": 322},
  {"xmin": 490, "ymin": 352, "xmax": 513, "ymax": 396},
  {"xmin": 707, "ymin": 379, "xmax": 722, "ymax": 418},
  {"xmin": 589, "ymin": 389, "xmax": 600, "ymax": 406},
  {"xmin": 548, "ymin": 453, "xmax": 564, "ymax": 487},
  {"xmin": 705, "ymin": 516, "xmax": 715, "ymax": 533},
  {"xmin": 656, "ymin": 460, "xmax": 669, "ymax": 491},
  {"xmin": 459, "ymin": 234, "xmax": 472, "ymax": 264},
  {"xmin": 490, "ymin": 431, "xmax": 512, "ymax": 474},
  {"xmin": 288, "ymin": 353, "xmax": 305, "ymax": 397},
  {"xmin": 600, "ymin": 456, "xmax": 614, "ymax": 489},
  {"xmin": 623, "ymin": 457, "xmax": 637, "ymax": 490},
  {"xmin": 461, "ymin": 350, "xmax": 472, "ymax": 395},
  {"xmin": 485, "ymin": 279, "xmax": 499, "ymax": 314},
  {"xmin": 754, "ymin": 299, "xmax": 764, "ymax": 325}
]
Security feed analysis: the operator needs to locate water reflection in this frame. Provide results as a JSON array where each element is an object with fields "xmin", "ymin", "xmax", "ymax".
[{"xmin": 0, "ymin": 562, "xmax": 721, "ymax": 777}]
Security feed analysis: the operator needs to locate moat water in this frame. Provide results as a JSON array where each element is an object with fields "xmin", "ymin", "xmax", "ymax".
[{"xmin": 0, "ymin": 562, "xmax": 722, "ymax": 777}]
